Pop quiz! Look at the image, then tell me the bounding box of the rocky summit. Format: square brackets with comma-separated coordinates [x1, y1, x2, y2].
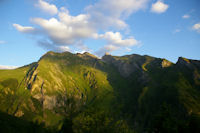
[0, 51, 200, 133]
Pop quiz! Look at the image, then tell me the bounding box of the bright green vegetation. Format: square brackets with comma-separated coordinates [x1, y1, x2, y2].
[0, 52, 200, 133]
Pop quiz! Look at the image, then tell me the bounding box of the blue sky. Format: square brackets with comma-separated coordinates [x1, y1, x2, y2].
[0, 0, 200, 67]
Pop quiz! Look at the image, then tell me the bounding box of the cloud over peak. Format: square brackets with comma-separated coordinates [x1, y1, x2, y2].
[95, 32, 139, 56]
[97, 32, 138, 47]
[151, 0, 169, 14]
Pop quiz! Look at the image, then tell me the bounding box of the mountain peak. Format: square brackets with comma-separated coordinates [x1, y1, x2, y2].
[177, 57, 190, 64]
[176, 57, 200, 70]
[105, 52, 110, 55]
[161, 59, 173, 68]
[76, 52, 98, 59]
[176, 57, 193, 69]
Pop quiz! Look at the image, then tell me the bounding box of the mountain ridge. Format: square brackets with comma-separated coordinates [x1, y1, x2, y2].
[0, 51, 200, 133]
[0, 51, 196, 70]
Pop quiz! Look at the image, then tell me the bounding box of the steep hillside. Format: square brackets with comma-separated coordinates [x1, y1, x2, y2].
[0, 51, 200, 133]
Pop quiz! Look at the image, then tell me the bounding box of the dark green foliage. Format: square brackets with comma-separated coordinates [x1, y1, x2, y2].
[60, 118, 73, 133]
[0, 112, 50, 133]
[0, 78, 18, 88]
[149, 104, 200, 133]
[72, 108, 134, 133]
[149, 103, 180, 133]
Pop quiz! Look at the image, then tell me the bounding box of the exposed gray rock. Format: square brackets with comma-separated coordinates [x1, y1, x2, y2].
[176, 57, 195, 69]
[102, 54, 144, 77]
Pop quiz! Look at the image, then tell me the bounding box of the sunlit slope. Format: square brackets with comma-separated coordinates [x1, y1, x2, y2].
[0, 64, 35, 115]
[28, 52, 115, 109]
[0, 51, 119, 131]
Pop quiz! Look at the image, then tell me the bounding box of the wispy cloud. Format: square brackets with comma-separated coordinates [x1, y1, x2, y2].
[0, 40, 6, 44]
[173, 29, 181, 34]
[151, 0, 169, 14]
[182, 9, 195, 19]
[13, 24, 36, 34]
[182, 14, 190, 19]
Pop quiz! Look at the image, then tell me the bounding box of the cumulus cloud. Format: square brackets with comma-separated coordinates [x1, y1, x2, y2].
[30, 9, 95, 46]
[14, 9, 94, 52]
[151, 0, 169, 14]
[182, 14, 190, 19]
[192, 22, 200, 33]
[97, 32, 139, 47]
[95, 32, 139, 56]
[0, 65, 18, 70]
[14, 0, 146, 54]
[35, 0, 58, 15]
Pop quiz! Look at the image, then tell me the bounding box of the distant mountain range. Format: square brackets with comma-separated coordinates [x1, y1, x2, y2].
[0, 51, 200, 133]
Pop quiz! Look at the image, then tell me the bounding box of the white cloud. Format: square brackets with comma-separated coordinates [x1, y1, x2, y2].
[14, 0, 146, 54]
[0, 40, 6, 44]
[97, 32, 139, 47]
[14, 8, 94, 52]
[86, 0, 149, 29]
[0, 65, 18, 70]
[95, 32, 139, 56]
[151, 0, 169, 14]
[13, 24, 36, 33]
[182, 14, 190, 19]
[35, 0, 58, 15]
[192, 22, 200, 33]
[31, 10, 95, 45]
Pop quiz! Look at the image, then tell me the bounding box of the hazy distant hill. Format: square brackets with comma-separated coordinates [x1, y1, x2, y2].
[0, 51, 200, 133]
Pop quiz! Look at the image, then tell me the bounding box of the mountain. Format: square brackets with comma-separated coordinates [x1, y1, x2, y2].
[0, 51, 200, 133]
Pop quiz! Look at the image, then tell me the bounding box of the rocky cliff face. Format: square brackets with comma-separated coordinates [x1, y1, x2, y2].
[102, 54, 145, 77]
[177, 57, 200, 69]
[102, 54, 173, 77]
